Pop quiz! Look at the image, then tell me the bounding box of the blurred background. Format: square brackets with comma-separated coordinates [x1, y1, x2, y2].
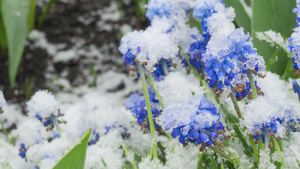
[0, 0, 150, 109]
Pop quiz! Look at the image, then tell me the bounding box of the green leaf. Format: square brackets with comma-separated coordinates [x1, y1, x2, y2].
[28, 0, 36, 32]
[0, 0, 7, 53]
[266, 49, 280, 71]
[189, 16, 202, 33]
[53, 129, 91, 169]
[197, 152, 204, 169]
[223, 0, 251, 33]
[252, 0, 296, 75]
[2, 0, 31, 87]
[210, 155, 218, 169]
[38, 0, 58, 28]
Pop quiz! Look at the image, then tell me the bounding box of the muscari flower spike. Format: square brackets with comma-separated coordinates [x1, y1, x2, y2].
[293, 80, 300, 101]
[283, 109, 300, 133]
[185, 34, 207, 74]
[19, 143, 28, 159]
[88, 126, 130, 146]
[251, 109, 300, 144]
[288, 0, 300, 76]
[88, 130, 100, 146]
[27, 90, 67, 132]
[122, 48, 140, 77]
[162, 96, 229, 149]
[202, 28, 265, 100]
[152, 59, 176, 81]
[146, 0, 172, 21]
[125, 89, 162, 133]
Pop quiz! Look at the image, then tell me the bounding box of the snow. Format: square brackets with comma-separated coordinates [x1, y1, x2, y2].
[3, 0, 300, 168]
[256, 30, 289, 49]
[0, 90, 6, 108]
[27, 90, 60, 118]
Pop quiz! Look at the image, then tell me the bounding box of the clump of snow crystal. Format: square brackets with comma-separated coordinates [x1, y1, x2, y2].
[157, 71, 204, 105]
[256, 30, 288, 49]
[27, 90, 60, 118]
[85, 130, 125, 169]
[17, 119, 43, 146]
[0, 90, 6, 112]
[162, 139, 199, 169]
[26, 137, 78, 169]
[242, 72, 299, 138]
[119, 18, 179, 71]
[61, 93, 130, 139]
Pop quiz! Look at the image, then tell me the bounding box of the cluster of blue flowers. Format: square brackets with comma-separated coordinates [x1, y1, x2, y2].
[35, 110, 66, 132]
[185, 35, 206, 74]
[125, 89, 162, 133]
[251, 110, 300, 144]
[121, 49, 175, 79]
[146, 1, 171, 21]
[252, 117, 279, 143]
[293, 80, 300, 100]
[18, 143, 27, 159]
[88, 127, 131, 146]
[190, 0, 265, 100]
[152, 59, 175, 81]
[185, 1, 220, 75]
[288, 0, 300, 75]
[163, 96, 228, 148]
[122, 49, 139, 77]
[193, 0, 221, 43]
[88, 130, 100, 146]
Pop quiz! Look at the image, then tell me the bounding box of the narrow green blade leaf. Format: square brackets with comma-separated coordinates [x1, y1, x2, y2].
[0, 0, 7, 53]
[53, 129, 91, 169]
[223, 0, 251, 33]
[2, 0, 31, 87]
[210, 155, 218, 169]
[266, 49, 280, 71]
[38, 0, 58, 28]
[28, 0, 36, 32]
[252, 0, 296, 75]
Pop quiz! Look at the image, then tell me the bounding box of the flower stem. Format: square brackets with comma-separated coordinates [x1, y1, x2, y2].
[197, 151, 205, 166]
[208, 146, 234, 164]
[138, 64, 158, 160]
[121, 141, 138, 169]
[52, 117, 63, 135]
[282, 61, 293, 80]
[247, 69, 258, 99]
[162, 60, 169, 76]
[248, 134, 259, 163]
[229, 92, 244, 119]
[271, 137, 284, 166]
[148, 75, 165, 111]
[181, 52, 201, 79]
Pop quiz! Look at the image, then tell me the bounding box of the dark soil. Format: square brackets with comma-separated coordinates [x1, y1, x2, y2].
[0, 0, 149, 107]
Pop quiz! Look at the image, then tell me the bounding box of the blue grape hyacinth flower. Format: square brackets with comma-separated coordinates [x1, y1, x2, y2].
[152, 59, 175, 81]
[125, 89, 162, 133]
[251, 109, 300, 144]
[35, 110, 66, 132]
[186, 34, 207, 74]
[19, 143, 28, 159]
[146, 1, 171, 21]
[288, 0, 300, 76]
[293, 80, 300, 101]
[27, 90, 67, 132]
[162, 96, 229, 148]
[202, 28, 265, 100]
[88, 130, 100, 146]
